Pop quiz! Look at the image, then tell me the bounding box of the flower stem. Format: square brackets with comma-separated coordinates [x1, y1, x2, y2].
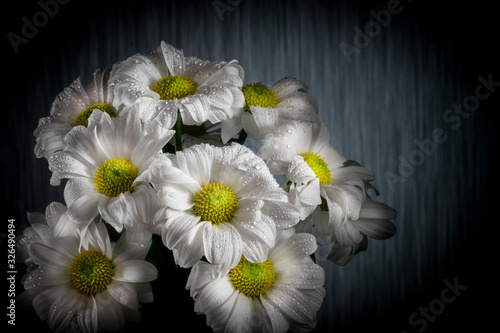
[174, 111, 183, 152]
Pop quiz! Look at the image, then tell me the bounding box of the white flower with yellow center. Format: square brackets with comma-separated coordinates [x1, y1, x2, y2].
[322, 197, 397, 265]
[17, 217, 158, 333]
[225, 77, 318, 141]
[48, 109, 174, 237]
[258, 121, 375, 221]
[143, 142, 300, 270]
[34, 68, 119, 160]
[261, 122, 397, 265]
[186, 228, 326, 332]
[109, 41, 245, 141]
[17, 202, 73, 268]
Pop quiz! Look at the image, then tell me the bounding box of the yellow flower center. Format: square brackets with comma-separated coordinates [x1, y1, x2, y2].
[192, 182, 238, 225]
[152, 75, 198, 100]
[73, 103, 116, 127]
[68, 250, 114, 296]
[94, 158, 139, 197]
[229, 256, 277, 298]
[241, 82, 278, 113]
[299, 152, 332, 186]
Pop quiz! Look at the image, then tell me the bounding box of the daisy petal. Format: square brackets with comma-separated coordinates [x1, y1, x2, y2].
[196, 276, 236, 315]
[66, 193, 102, 228]
[178, 94, 211, 125]
[159, 41, 185, 75]
[50, 77, 90, 116]
[133, 282, 154, 303]
[203, 222, 242, 269]
[353, 218, 397, 240]
[107, 281, 140, 312]
[225, 292, 254, 332]
[276, 262, 325, 290]
[221, 117, 243, 144]
[162, 213, 200, 249]
[232, 218, 274, 263]
[113, 260, 158, 283]
[359, 198, 397, 220]
[28, 243, 71, 268]
[271, 77, 308, 99]
[98, 194, 129, 233]
[32, 286, 68, 323]
[269, 233, 317, 263]
[77, 296, 98, 333]
[260, 296, 290, 332]
[266, 285, 315, 323]
[276, 91, 318, 117]
[94, 292, 125, 333]
[47, 288, 82, 331]
[168, 222, 206, 268]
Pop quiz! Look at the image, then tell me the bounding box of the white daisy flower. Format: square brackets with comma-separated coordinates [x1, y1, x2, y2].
[258, 121, 375, 221]
[34, 68, 119, 160]
[48, 109, 174, 238]
[16, 202, 73, 275]
[143, 142, 300, 269]
[324, 197, 397, 265]
[17, 218, 158, 333]
[186, 228, 326, 333]
[109, 41, 245, 138]
[226, 77, 318, 141]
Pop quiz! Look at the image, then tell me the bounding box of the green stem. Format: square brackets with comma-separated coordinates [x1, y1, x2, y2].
[174, 111, 183, 152]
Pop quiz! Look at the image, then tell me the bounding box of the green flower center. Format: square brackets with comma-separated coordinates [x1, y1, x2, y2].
[152, 75, 198, 100]
[229, 256, 277, 298]
[94, 158, 139, 197]
[242, 82, 278, 113]
[192, 182, 239, 225]
[69, 250, 114, 296]
[299, 152, 332, 186]
[73, 103, 116, 127]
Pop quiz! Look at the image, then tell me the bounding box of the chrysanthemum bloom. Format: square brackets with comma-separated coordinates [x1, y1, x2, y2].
[186, 228, 326, 332]
[109, 41, 245, 141]
[34, 68, 119, 160]
[143, 142, 300, 269]
[226, 77, 318, 140]
[17, 215, 158, 333]
[48, 109, 174, 237]
[258, 121, 375, 221]
[16, 202, 73, 273]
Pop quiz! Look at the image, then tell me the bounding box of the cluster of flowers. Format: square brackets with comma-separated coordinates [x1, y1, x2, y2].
[18, 41, 396, 332]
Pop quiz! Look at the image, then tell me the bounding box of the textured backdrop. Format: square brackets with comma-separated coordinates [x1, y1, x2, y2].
[4, 0, 498, 332]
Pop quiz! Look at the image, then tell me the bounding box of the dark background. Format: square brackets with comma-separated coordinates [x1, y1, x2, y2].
[3, 0, 498, 332]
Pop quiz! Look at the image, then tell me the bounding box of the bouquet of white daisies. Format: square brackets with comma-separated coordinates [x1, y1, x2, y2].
[18, 41, 396, 332]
